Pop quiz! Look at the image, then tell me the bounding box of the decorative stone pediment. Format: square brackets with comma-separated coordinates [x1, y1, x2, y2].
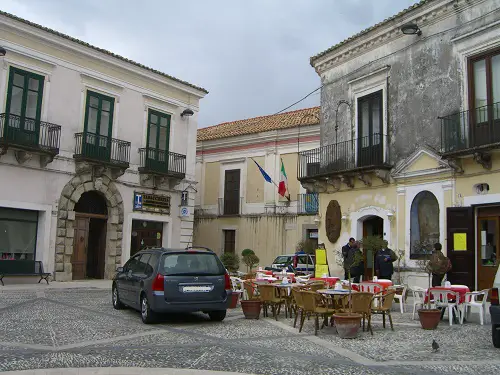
[75, 160, 126, 180]
[392, 146, 457, 178]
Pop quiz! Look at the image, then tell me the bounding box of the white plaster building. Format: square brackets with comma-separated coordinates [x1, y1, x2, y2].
[0, 12, 207, 281]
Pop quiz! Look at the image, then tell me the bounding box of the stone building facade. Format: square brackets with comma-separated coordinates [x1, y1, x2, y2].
[300, 0, 500, 290]
[0, 11, 206, 281]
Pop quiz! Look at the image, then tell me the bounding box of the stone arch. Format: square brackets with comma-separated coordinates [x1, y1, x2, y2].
[55, 174, 124, 281]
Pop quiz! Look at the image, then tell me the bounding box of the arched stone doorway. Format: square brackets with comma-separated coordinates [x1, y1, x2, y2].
[55, 174, 124, 281]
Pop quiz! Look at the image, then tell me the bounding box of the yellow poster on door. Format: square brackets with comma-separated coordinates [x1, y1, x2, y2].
[453, 233, 467, 251]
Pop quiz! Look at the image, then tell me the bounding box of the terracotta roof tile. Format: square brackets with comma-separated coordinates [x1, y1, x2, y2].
[197, 107, 320, 141]
[0, 11, 208, 94]
[310, 0, 430, 66]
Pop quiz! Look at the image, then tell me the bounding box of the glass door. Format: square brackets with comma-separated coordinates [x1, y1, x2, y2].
[83, 91, 114, 162]
[5, 67, 44, 147]
[357, 90, 383, 167]
[477, 217, 499, 291]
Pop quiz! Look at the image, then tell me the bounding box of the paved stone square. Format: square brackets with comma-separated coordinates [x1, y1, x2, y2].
[0, 284, 499, 375]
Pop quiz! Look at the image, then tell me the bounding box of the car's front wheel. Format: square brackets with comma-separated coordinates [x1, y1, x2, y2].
[112, 284, 125, 310]
[208, 310, 227, 322]
[140, 294, 157, 324]
[493, 324, 500, 348]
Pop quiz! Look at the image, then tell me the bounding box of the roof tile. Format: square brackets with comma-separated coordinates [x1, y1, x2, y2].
[197, 107, 320, 141]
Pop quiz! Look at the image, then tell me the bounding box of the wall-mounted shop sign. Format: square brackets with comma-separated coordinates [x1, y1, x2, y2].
[133, 192, 171, 214]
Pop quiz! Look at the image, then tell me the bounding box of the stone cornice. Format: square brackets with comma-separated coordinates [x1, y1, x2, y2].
[312, 0, 481, 75]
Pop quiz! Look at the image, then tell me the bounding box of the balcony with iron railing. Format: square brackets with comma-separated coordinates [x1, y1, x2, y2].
[298, 134, 390, 181]
[74, 132, 130, 168]
[218, 197, 243, 216]
[138, 148, 186, 179]
[297, 193, 319, 215]
[440, 102, 500, 156]
[0, 113, 61, 155]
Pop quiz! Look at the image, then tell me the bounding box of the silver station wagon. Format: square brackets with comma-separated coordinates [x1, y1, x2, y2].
[112, 247, 231, 324]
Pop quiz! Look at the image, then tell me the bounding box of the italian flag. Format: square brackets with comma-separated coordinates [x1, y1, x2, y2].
[278, 158, 288, 198]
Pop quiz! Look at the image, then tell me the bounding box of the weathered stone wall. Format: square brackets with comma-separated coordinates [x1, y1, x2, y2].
[55, 174, 124, 281]
[318, 3, 500, 163]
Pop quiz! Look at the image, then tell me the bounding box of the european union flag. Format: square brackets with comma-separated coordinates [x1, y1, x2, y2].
[252, 159, 272, 183]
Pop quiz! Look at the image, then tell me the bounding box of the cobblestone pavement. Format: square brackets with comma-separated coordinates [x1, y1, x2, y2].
[0, 285, 499, 375]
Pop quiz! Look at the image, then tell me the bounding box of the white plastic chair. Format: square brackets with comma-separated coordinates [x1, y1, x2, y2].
[296, 275, 311, 284]
[429, 289, 461, 326]
[411, 286, 426, 320]
[460, 289, 489, 325]
[230, 277, 246, 300]
[390, 285, 407, 313]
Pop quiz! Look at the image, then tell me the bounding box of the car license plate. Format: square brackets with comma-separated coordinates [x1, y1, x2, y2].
[182, 286, 213, 293]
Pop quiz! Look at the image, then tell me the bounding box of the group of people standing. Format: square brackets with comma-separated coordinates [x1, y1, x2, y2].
[341, 238, 452, 286]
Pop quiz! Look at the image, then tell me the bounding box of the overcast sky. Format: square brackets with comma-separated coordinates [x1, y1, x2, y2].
[3, 0, 417, 127]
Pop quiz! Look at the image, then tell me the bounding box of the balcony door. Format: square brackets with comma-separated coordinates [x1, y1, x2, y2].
[83, 91, 114, 162]
[357, 90, 383, 167]
[146, 109, 170, 172]
[4, 67, 44, 147]
[224, 169, 240, 215]
[469, 49, 500, 146]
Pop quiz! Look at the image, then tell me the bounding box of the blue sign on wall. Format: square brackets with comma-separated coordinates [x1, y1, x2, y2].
[134, 193, 143, 210]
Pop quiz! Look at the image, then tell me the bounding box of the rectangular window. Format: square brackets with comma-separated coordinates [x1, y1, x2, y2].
[0, 208, 38, 260]
[146, 109, 171, 166]
[468, 48, 500, 146]
[223, 169, 241, 215]
[223, 230, 236, 254]
[357, 90, 383, 167]
[4, 67, 45, 146]
[82, 91, 115, 160]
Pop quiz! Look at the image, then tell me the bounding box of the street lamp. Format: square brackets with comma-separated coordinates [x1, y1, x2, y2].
[0, 46, 6, 57]
[401, 23, 422, 36]
[181, 108, 194, 117]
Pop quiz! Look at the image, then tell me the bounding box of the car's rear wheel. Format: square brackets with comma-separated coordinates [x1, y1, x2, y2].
[208, 310, 227, 322]
[493, 324, 500, 348]
[112, 284, 125, 310]
[140, 294, 157, 324]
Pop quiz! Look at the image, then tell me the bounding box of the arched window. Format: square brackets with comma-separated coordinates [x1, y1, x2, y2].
[410, 191, 440, 259]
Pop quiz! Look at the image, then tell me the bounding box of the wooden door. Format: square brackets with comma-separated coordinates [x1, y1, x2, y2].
[446, 207, 475, 290]
[72, 216, 89, 280]
[223, 169, 240, 215]
[477, 214, 500, 290]
[362, 217, 383, 280]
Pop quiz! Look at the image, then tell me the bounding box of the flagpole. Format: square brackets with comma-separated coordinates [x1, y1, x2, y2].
[251, 157, 290, 201]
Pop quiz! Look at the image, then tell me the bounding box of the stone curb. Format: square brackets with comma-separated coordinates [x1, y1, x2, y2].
[0, 368, 258, 375]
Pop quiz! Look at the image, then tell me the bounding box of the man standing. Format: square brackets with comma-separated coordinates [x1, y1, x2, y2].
[342, 238, 356, 280]
[375, 240, 398, 281]
[428, 243, 452, 287]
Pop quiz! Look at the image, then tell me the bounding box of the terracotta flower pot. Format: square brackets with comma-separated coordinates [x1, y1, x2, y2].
[333, 312, 363, 339]
[418, 309, 441, 330]
[241, 299, 261, 319]
[228, 291, 240, 309]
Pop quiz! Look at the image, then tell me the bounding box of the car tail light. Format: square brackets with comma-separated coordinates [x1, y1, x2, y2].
[491, 288, 499, 306]
[152, 274, 164, 292]
[224, 272, 231, 290]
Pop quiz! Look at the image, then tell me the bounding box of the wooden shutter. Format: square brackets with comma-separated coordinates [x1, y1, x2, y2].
[446, 207, 475, 290]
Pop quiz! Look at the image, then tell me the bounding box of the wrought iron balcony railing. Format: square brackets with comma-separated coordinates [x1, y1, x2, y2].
[218, 197, 243, 216]
[138, 148, 186, 178]
[0, 113, 61, 154]
[440, 102, 500, 155]
[74, 132, 130, 167]
[298, 134, 390, 180]
[297, 193, 319, 214]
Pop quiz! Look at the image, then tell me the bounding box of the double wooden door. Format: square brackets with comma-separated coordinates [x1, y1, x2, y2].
[72, 217, 89, 280]
[477, 207, 500, 291]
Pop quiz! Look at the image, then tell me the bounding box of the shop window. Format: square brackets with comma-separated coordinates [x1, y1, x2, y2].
[0, 208, 38, 260]
[410, 191, 440, 259]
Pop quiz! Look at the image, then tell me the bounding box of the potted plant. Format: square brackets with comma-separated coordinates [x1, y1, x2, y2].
[240, 249, 262, 319]
[360, 236, 386, 279]
[416, 258, 442, 330]
[220, 253, 241, 308]
[332, 246, 363, 338]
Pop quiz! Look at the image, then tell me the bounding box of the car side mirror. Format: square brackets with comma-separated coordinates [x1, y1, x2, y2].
[116, 267, 124, 273]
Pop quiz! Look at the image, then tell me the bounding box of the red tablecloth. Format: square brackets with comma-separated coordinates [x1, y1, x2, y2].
[310, 277, 339, 287]
[426, 285, 470, 304]
[357, 280, 393, 293]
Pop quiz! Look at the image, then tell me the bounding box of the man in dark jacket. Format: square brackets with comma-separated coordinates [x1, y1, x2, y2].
[375, 240, 398, 280]
[342, 238, 356, 280]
